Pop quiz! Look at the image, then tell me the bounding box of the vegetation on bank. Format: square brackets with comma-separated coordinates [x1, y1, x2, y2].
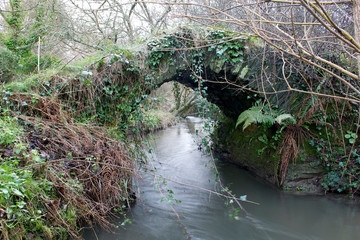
[0, 110, 135, 239]
[228, 96, 360, 197]
[0, 46, 181, 239]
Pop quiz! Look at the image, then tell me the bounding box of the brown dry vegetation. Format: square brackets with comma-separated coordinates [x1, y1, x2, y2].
[0, 92, 136, 239]
[0, 54, 150, 238]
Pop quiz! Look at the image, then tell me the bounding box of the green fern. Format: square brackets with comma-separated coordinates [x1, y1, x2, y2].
[236, 104, 296, 131]
[275, 114, 296, 125]
[236, 104, 274, 130]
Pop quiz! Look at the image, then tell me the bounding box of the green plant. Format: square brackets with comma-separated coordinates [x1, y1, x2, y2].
[0, 48, 19, 82]
[0, 0, 60, 80]
[0, 116, 23, 146]
[310, 134, 360, 194]
[345, 131, 357, 144]
[207, 29, 247, 65]
[0, 152, 60, 239]
[235, 100, 321, 186]
[160, 189, 182, 205]
[236, 101, 296, 131]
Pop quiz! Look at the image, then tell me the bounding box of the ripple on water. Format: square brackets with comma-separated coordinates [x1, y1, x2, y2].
[83, 118, 360, 240]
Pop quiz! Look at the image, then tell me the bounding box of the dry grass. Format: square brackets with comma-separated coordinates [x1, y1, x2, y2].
[276, 96, 325, 185]
[7, 93, 135, 238]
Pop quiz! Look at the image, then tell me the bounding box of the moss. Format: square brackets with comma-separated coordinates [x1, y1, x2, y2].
[213, 117, 327, 189]
[214, 118, 278, 182]
[2, 67, 78, 94]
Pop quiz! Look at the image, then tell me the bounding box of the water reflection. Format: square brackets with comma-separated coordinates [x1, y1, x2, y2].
[83, 117, 360, 240]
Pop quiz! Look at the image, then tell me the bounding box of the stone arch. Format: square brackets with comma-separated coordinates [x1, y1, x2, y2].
[147, 28, 261, 119]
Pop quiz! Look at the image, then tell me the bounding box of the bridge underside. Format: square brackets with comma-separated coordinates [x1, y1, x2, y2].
[159, 67, 256, 119]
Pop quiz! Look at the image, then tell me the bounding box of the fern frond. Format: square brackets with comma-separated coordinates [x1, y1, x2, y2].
[236, 107, 260, 130]
[236, 105, 276, 131]
[275, 114, 296, 125]
[255, 113, 275, 126]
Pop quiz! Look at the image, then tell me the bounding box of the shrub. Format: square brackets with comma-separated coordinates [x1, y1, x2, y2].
[0, 48, 18, 83]
[0, 116, 23, 146]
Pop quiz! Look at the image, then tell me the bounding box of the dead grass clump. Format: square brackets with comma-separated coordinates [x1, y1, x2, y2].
[10, 93, 135, 237]
[277, 126, 301, 186]
[276, 96, 324, 185]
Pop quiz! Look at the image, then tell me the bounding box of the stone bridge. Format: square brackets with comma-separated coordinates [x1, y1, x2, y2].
[146, 28, 262, 119]
[97, 27, 303, 119]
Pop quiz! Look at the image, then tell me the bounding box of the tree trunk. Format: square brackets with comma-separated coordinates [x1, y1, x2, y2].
[174, 95, 198, 117]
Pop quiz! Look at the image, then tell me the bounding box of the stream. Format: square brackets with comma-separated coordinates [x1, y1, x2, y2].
[83, 117, 360, 240]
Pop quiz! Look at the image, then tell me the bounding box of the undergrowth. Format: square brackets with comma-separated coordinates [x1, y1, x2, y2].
[0, 50, 151, 239]
[234, 96, 360, 196]
[0, 95, 136, 239]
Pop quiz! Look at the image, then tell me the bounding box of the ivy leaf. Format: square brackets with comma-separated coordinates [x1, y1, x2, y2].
[16, 201, 26, 209]
[216, 47, 227, 56]
[0, 188, 9, 194]
[12, 188, 24, 198]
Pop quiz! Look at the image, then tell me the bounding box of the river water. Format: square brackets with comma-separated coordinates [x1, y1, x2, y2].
[84, 117, 360, 240]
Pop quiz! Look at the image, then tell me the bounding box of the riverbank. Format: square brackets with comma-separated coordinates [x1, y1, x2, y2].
[0, 98, 135, 239]
[0, 60, 182, 239]
[213, 116, 360, 200]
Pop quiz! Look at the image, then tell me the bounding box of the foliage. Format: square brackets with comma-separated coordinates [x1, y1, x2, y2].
[147, 27, 249, 72]
[310, 136, 360, 195]
[0, 113, 71, 239]
[90, 59, 146, 131]
[0, 116, 23, 146]
[0, 0, 49, 57]
[135, 109, 176, 132]
[0, 48, 19, 82]
[0, 157, 63, 240]
[234, 99, 315, 186]
[0, 0, 25, 54]
[0, 92, 136, 239]
[3, 68, 61, 93]
[0, 49, 144, 237]
[0, 0, 60, 81]
[237, 95, 360, 194]
[207, 29, 248, 65]
[345, 131, 357, 145]
[172, 82, 182, 110]
[7, 51, 151, 137]
[20, 53, 60, 74]
[236, 102, 296, 131]
[0, 49, 60, 82]
[147, 28, 193, 69]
